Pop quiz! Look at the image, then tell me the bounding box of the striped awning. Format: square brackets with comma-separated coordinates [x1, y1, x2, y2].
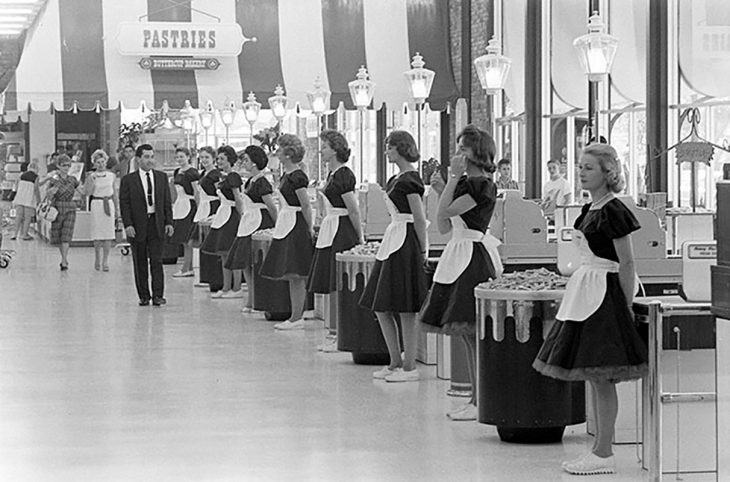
[2, 0, 458, 112]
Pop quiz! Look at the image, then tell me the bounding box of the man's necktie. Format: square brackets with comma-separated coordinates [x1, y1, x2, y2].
[146, 171, 153, 207]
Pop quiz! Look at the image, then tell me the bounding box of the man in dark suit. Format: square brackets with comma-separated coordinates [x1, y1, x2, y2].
[119, 144, 174, 306]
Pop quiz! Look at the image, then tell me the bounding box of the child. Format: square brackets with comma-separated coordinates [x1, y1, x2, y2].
[532, 143, 648, 476]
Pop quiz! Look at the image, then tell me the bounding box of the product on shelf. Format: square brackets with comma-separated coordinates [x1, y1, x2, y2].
[480, 268, 569, 291]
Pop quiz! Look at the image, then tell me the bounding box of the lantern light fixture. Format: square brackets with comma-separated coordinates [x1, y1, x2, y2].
[219, 100, 236, 144]
[404, 52, 435, 105]
[307, 76, 331, 116]
[473, 36, 512, 95]
[348, 65, 375, 111]
[242, 91, 261, 144]
[573, 11, 618, 82]
[268, 84, 290, 124]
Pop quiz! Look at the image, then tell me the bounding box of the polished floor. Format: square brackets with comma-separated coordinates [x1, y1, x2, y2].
[0, 236, 717, 481]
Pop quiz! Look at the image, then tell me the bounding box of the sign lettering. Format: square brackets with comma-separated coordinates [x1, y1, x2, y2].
[117, 21, 246, 57]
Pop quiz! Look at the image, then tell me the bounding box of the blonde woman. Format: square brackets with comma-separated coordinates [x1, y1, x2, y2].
[85, 149, 119, 271]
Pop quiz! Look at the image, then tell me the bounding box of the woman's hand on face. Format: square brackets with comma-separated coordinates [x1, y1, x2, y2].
[430, 171, 445, 194]
[450, 154, 467, 178]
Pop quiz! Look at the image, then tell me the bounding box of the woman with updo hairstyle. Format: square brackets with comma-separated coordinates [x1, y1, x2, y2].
[359, 130, 428, 382]
[201, 145, 244, 298]
[260, 134, 315, 330]
[582, 143, 625, 193]
[533, 142, 646, 475]
[225, 145, 278, 312]
[170, 147, 200, 277]
[307, 130, 363, 351]
[189, 146, 221, 247]
[420, 124, 502, 419]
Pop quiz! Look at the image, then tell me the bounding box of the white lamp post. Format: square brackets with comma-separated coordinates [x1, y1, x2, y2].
[200, 101, 214, 147]
[404, 52, 435, 175]
[307, 77, 331, 182]
[219, 100, 236, 145]
[242, 92, 261, 146]
[573, 11, 618, 142]
[348, 65, 375, 182]
[268, 84, 290, 131]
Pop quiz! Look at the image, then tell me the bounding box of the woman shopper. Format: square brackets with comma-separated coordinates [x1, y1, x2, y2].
[532, 143, 647, 476]
[11, 161, 40, 240]
[359, 131, 428, 382]
[47, 154, 82, 270]
[201, 146, 244, 298]
[259, 134, 314, 330]
[224, 146, 277, 312]
[188, 146, 221, 248]
[84, 149, 119, 271]
[420, 125, 502, 420]
[170, 147, 200, 277]
[307, 130, 363, 351]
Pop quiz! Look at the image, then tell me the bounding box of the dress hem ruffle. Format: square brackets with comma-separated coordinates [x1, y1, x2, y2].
[532, 359, 648, 383]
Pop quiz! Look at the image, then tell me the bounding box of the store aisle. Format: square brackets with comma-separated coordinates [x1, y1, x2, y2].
[0, 239, 712, 481]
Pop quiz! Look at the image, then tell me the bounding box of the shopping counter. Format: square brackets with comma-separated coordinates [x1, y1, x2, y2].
[633, 297, 719, 480]
[474, 286, 585, 443]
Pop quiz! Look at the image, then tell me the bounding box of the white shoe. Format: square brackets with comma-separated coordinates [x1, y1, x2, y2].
[447, 403, 477, 421]
[372, 366, 398, 379]
[274, 320, 305, 331]
[561, 452, 590, 469]
[241, 306, 254, 314]
[172, 270, 194, 278]
[220, 290, 243, 299]
[563, 452, 615, 475]
[385, 368, 420, 383]
[317, 337, 338, 352]
[211, 291, 225, 299]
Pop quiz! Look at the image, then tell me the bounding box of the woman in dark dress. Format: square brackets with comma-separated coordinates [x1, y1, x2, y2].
[259, 134, 314, 330]
[201, 146, 244, 298]
[188, 146, 220, 248]
[307, 130, 363, 351]
[224, 145, 278, 312]
[170, 147, 200, 277]
[532, 143, 647, 476]
[359, 131, 428, 382]
[420, 125, 502, 420]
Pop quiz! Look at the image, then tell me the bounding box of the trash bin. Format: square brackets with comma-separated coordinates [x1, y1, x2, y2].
[474, 287, 585, 443]
[336, 252, 392, 365]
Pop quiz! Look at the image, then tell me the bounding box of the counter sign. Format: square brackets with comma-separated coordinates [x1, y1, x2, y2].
[116, 21, 252, 57]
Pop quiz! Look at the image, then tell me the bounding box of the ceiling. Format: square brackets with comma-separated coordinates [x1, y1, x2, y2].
[0, 0, 45, 93]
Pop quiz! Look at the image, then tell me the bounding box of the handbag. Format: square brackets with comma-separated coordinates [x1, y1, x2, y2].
[36, 199, 59, 222]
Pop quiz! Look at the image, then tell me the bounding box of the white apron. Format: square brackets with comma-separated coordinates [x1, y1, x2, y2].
[316, 192, 349, 249]
[236, 193, 266, 237]
[272, 192, 302, 240]
[172, 185, 194, 220]
[210, 190, 236, 229]
[433, 216, 504, 284]
[193, 184, 218, 223]
[556, 230, 618, 322]
[376, 194, 426, 261]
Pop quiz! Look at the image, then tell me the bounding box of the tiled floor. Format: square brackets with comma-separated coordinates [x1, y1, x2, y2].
[0, 237, 718, 481]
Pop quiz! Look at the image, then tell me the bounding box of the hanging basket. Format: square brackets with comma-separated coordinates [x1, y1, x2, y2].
[675, 141, 713, 166]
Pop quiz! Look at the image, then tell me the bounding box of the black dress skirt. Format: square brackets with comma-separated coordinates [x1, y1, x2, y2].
[259, 213, 314, 279]
[532, 273, 648, 383]
[170, 200, 197, 245]
[358, 224, 428, 313]
[419, 244, 497, 335]
[224, 210, 275, 270]
[306, 216, 359, 294]
[200, 209, 241, 256]
[188, 199, 219, 247]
